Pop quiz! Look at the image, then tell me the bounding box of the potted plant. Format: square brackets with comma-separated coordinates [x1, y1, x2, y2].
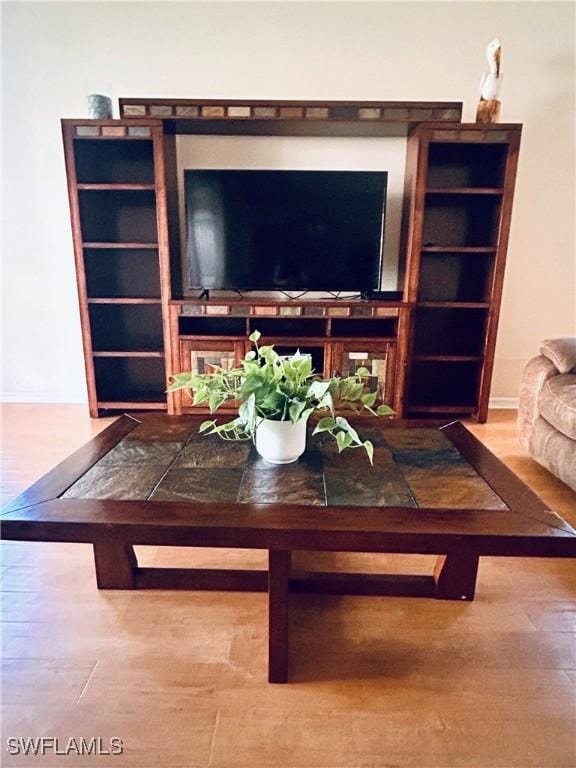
[168, 331, 394, 465]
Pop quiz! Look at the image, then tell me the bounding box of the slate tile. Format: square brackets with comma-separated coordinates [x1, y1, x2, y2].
[62, 466, 164, 501]
[97, 439, 184, 469]
[175, 438, 251, 469]
[405, 474, 509, 510]
[150, 469, 243, 503]
[393, 448, 476, 476]
[247, 448, 323, 475]
[383, 428, 454, 452]
[124, 420, 197, 443]
[324, 467, 416, 507]
[320, 443, 395, 472]
[239, 467, 326, 506]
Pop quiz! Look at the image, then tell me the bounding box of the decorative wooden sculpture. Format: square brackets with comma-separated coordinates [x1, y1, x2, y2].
[477, 38, 502, 123]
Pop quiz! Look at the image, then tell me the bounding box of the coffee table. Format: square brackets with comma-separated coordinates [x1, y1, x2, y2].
[3, 414, 575, 683]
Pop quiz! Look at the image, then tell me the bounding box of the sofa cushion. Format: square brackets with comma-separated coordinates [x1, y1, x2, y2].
[529, 417, 576, 491]
[540, 338, 576, 374]
[538, 373, 576, 441]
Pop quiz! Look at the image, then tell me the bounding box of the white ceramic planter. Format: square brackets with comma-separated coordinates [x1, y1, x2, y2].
[255, 418, 308, 464]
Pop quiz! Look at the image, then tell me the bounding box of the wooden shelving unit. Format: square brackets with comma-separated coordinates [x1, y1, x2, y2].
[402, 123, 521, 420]
[62, 105, 521, 421]
[62, 121, 173, 416]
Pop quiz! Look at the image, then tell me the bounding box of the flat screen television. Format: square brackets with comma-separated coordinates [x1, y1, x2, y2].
[183, 169, 387, 291]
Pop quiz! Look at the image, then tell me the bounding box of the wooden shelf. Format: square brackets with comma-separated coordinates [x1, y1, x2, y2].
[92, 351, 165, 358]
[87, 298, 162, 304]
[412, 355, 483, 362]
[421, 247, 496, 254]
[97, 401, 167, 410]
[178, 334, 398, 344]
[417, 301, 490, 309]
[408, 405, 476, 414]
[83, 242, 159, 249]
[77, 183, 156, 191]
[426, 187, 504, 195]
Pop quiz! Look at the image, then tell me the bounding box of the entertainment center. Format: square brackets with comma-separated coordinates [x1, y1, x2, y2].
[62, 98, 521, 420]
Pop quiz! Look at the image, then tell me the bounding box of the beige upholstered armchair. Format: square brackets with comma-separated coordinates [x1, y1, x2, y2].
[518, 338, 576, 490]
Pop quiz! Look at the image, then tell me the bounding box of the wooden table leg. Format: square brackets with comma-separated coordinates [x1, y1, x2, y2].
[434, 552, 479, 601]
[93, 538, 137, 589]
[268, 549, 291, 684]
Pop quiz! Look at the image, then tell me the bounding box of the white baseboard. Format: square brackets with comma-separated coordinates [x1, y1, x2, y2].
[489, 397, 519, 409]
[0, 392, 87, 405]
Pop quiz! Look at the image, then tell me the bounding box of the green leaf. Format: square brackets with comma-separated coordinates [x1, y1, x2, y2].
[355, 367, 372, 378]
[307, 380, 332, 401]
[377, 404, 395, 416]
[238, 392, 256, 430]
[289, 400, 306, 424]
[363, 440, 374, 465]
[199, 419, 216, 433]
[312, 416, 337, 435]
[208, 392, 226, 413]
[338, 378, 364, 402]
[335, 416, 360, 444]
[245, 350, 257, 361]
[317, 391, 334, 413]
[361, 392, 377, 408]
[167, 372, 195, 392]
[249, 330, 261, 343]
[336, 430, 353, 452]
[192, 385, 210, 406]
[300, 407, 314, 423]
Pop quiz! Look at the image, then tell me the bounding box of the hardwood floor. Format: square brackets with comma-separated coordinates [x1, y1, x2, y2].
[1, 405, 575, 767]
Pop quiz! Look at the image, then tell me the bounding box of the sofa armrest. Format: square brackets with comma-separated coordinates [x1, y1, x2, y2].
[540, 338, 576, 374]
[518, 355, 558, 450]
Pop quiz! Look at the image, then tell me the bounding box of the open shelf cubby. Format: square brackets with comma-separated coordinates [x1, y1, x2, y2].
[248, 318, 326, 338]
[178, 316, 247, 337]
[408, 360, 481, 408]
[74, 139, 155, 184]
[84, 248, 161, 299]
[331, 318, 397, 338]
[273, 345, 325, 374]
[413, 307, 487, 356]
[94, 356, 166, 404]
[426, 143, 507, 189]
[89, 303, 164, 351]
[422, 195, 501, 248]
[418, 251, 493, 303]
[78, 190, 158, 244]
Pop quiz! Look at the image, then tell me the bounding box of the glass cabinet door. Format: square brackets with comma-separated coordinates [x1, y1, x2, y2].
[187, 349, 236, 376]
[340, 345, 396, 405]
[179, 341, 244, 408]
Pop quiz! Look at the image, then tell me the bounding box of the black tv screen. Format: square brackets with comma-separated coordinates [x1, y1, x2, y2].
[184, 169, 387, 291]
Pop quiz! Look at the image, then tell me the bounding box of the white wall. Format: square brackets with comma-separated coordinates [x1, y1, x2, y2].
[2, 1, 574, 404]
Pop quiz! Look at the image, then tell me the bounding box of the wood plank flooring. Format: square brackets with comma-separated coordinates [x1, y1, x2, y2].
[1, 405, 575, 767]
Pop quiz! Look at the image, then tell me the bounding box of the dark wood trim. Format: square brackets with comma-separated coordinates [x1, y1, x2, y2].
[291, 571, 435, 597]
[1, 415, 138, 515]
[441, 421, 574, 534]
[133, 567, 268, 591]
[268, 550, 291, 684]
[4, 496, 575, 556]
[151, 125, 176, 415]
[93, 539, 137, 589]
[477, 129, 522, 422]
[434, 552, 479, 601]
[62, 122, 99, 416]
